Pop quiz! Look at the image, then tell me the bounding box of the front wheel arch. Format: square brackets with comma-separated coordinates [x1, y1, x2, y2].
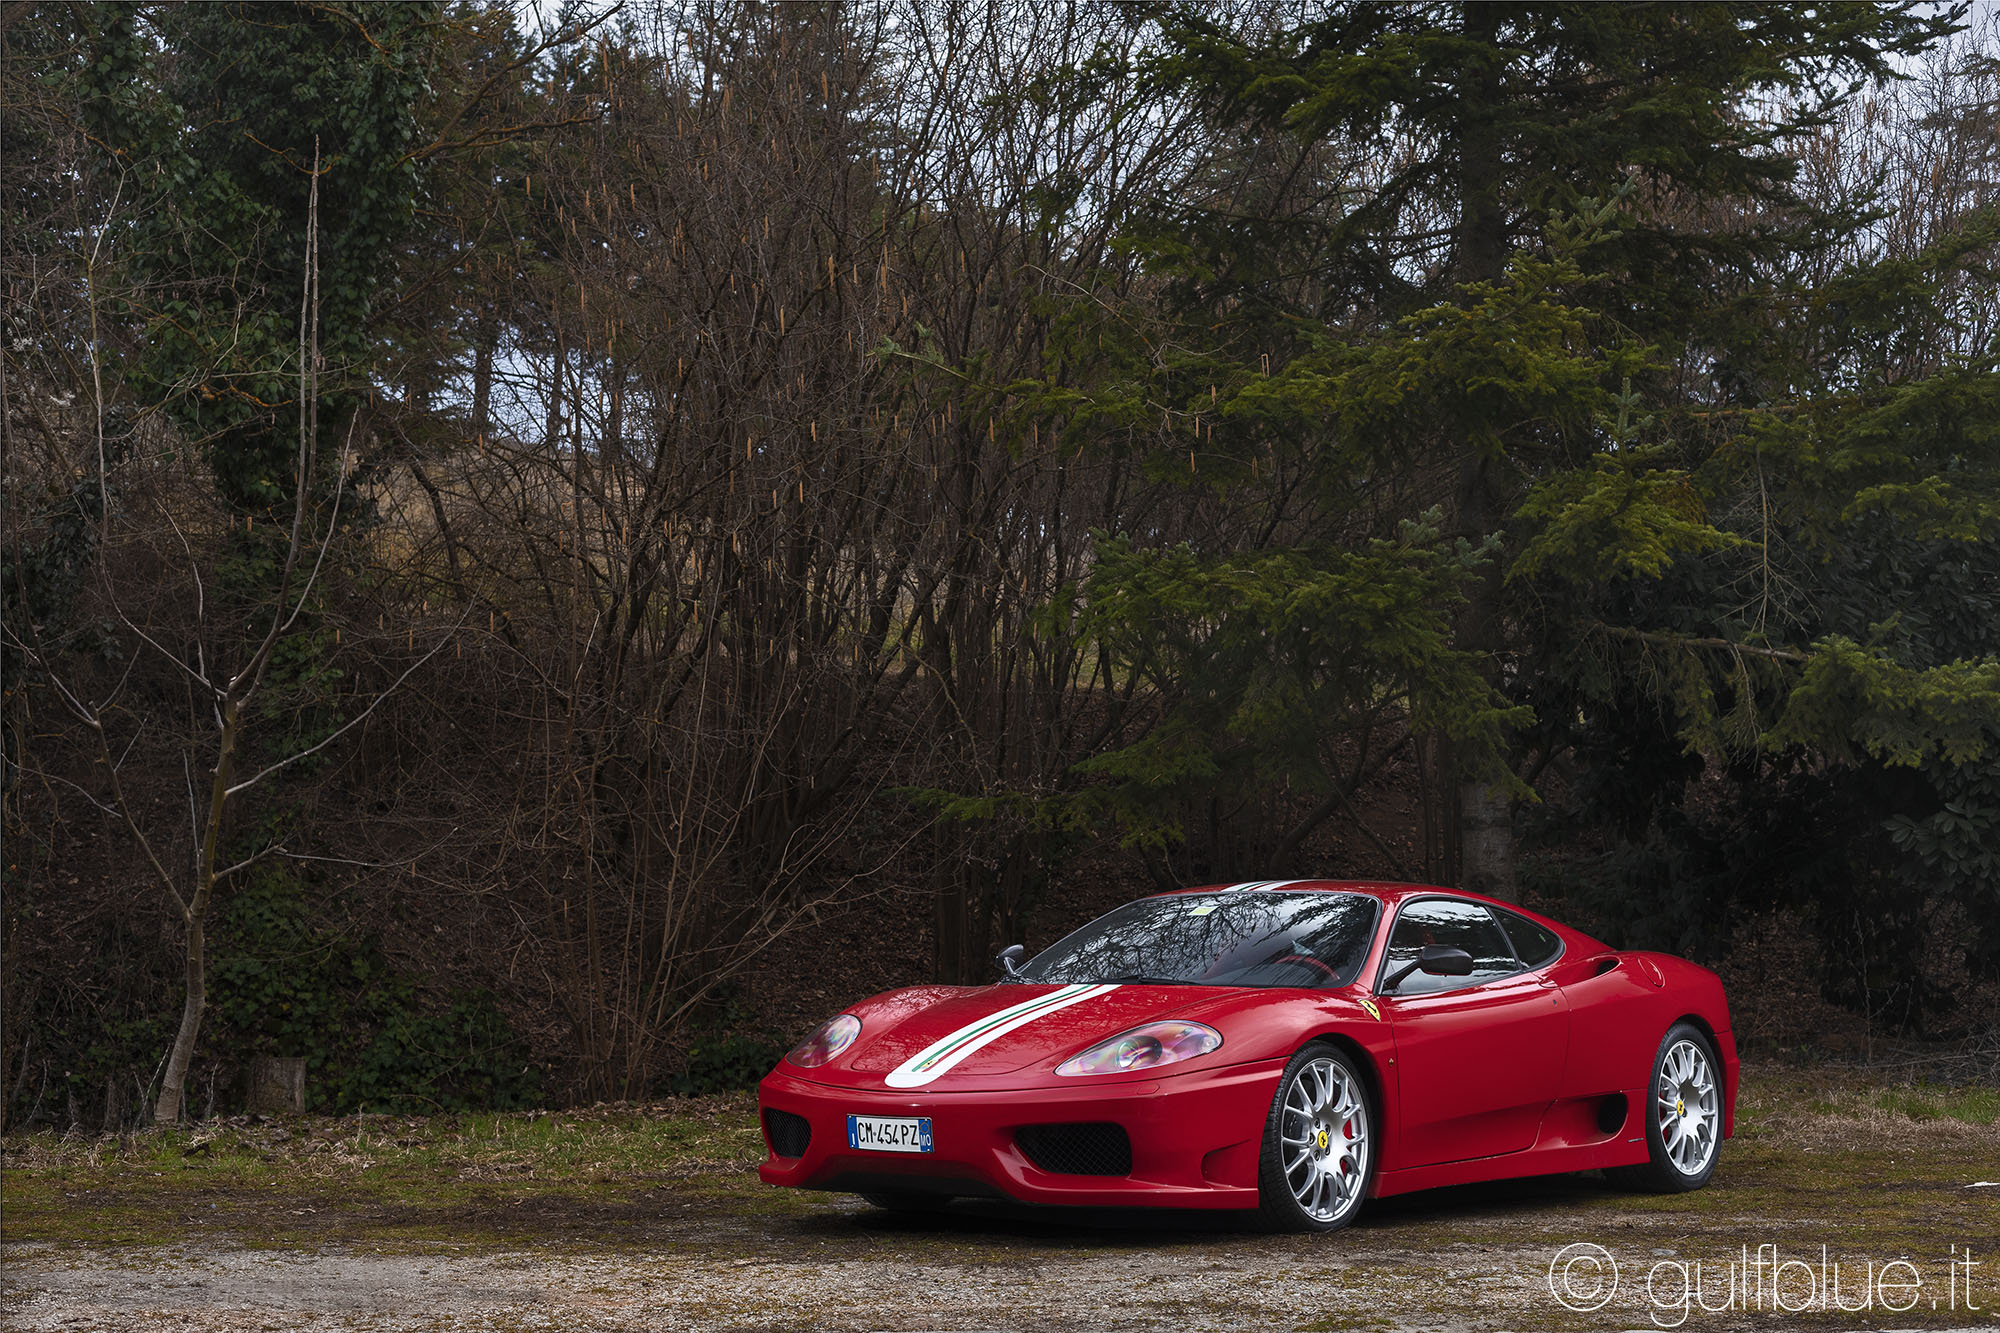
[1303, 1030, 1390, 1174]
[1667, 1011, 1729, 1134]
[1670, 1010, 1720, 1054]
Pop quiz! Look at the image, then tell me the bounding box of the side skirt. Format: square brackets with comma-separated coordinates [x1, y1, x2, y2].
[1370, 1092, 1651, 1199]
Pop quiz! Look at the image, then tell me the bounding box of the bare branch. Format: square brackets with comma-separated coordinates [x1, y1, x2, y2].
[225, 613, 473, 797]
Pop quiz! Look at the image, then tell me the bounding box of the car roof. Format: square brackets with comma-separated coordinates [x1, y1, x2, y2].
[1167, 879, 1455, 904]
[1158, 879, 1607, 952]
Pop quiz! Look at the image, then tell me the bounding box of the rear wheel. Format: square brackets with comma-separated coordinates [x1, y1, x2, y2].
[1608, 1022, 1721, 1193]
[1256, 1041, 1374, 1232]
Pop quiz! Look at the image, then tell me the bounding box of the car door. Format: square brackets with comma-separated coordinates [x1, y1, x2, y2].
[1375, 897, 1569, 1168]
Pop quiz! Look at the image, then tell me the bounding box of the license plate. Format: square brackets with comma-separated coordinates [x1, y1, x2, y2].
[847, 1114, 933, 1153]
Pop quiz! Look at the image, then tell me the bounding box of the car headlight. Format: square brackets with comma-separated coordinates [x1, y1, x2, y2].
[786, 1013, 861, 1067]
[1055, 1021, 1221, 1076]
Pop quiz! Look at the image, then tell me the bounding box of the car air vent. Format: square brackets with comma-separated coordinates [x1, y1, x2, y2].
[763, 1108, 812, 1159]
[1016, 1122, 1132, 1176]
[1594, 956, 1620, 976]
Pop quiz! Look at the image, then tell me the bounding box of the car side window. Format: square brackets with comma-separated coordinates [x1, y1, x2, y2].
[1381, 898, 1520, 995]
[1494, 906, 1563, 969]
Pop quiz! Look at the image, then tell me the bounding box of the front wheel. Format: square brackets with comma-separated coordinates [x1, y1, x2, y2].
[1609, 1021, 1722, 1193]
[1256, 1041, 1374, 1232]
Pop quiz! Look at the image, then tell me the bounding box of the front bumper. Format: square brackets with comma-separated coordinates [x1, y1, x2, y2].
[757, 1059, 1285, 1208]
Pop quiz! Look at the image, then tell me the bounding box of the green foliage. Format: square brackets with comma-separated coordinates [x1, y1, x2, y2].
[1325, 202, 1650, 468]
[14, 985, 173, 1130]
[1057, 513, 1529, 850]
[0, 878, 179, 1129]
[1108, 0, 1996, 1021]
[921, 154, 1664, 872]
[1770, 639, 2000, 767]
[14, 0, 1996, 1074]
[0, 412, 129, 634]
[212, 869, 539, 1114]
[198, 523, 350, 758]
[1513, 460, 1741, 584]
[1511, 380, 1745, 585]
[1523, 456, 2000, 1026]
[83, 2, 438, 511]
[667, 998, 785, 1096]
[1886, 748, 2000, 973]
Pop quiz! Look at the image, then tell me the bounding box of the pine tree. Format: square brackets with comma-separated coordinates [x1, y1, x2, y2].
[1069, 1, 1965, 895]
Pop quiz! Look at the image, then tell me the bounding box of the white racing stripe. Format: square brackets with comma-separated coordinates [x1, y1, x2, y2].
[1223, 879, 1310, 892]
[884, 983, 1120, 1088]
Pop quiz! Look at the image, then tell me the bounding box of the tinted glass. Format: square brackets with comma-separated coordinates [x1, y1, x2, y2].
[1495, 907, 1563, 969]
[1019, 892, 1380, 989]
[1382, 898, 1518, 994]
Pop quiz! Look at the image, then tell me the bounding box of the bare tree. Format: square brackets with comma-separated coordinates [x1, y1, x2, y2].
[5, 150, 457, 1122]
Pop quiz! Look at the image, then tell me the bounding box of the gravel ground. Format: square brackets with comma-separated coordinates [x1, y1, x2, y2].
[5, 1182, 1995, 1333]
[7, 1079, 1995, 1333]
[0, 1219, 1618, 1333]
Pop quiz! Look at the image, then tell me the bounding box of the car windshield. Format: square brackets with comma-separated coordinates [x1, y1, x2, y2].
[1017, 891, 1380, 989]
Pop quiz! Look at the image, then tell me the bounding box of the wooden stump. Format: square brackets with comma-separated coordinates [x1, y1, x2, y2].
[244, 1056, 307, 1114]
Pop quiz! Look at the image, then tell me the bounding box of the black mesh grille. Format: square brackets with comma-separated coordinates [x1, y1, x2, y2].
[764, 1108, 812, 1158]
[1016, 1122, 1131, 1176]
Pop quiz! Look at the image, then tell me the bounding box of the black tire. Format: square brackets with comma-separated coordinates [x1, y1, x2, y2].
[1608, 1021, 1722, 1193]
[1255, 1040, 1376, 1232]
[859, 1190, 952, 1214]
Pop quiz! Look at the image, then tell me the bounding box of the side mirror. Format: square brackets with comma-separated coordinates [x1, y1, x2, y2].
[1383, 945, 1476, 992]
[1420, 945, 1474, 976]
[996, 943, 1028, 980]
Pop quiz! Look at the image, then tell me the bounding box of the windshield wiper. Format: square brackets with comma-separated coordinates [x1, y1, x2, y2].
[1102, 973, 1193, 985]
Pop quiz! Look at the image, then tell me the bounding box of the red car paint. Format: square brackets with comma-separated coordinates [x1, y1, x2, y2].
[756, 880, 1739, 1211]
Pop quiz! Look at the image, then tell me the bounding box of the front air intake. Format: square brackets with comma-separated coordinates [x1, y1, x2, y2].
[764, 1108, 812, 1158]
[1016, 1122, 1132, 1176]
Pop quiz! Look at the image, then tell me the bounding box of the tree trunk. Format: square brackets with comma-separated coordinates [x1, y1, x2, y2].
[1457, 775, 1515, 900]
[472, 313, 494, 445]
[545, 330, 565, 454]
[606, 364, 624, 464]
[155, 698, 236, 1123]
[933, 834, 973, 983]
[154, 910, 208, 1123]
[1448, 2, 1518, 900]
[1453, 453, 1517, 901]
[244, 1056, 307, 1113]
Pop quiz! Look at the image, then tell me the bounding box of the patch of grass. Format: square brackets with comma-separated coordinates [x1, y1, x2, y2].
[0, 1092, 777, 1250]
[1868, 1083, 2000, 1125]
[1733, 1067, 2000, 1132]
[5, 1067, 1995, 1275]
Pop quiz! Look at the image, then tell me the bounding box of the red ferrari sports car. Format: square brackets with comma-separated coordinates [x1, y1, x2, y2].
[757, 880, 1737, 1231]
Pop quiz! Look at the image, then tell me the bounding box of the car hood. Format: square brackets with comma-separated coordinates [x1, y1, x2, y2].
[824, 982, 1207, 1086]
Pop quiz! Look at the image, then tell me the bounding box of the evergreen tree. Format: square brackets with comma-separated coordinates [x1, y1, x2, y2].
[1514, 34, 2000, 1023]
[85, 1, 438, 512]
[1066, 2, 1968, 896]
